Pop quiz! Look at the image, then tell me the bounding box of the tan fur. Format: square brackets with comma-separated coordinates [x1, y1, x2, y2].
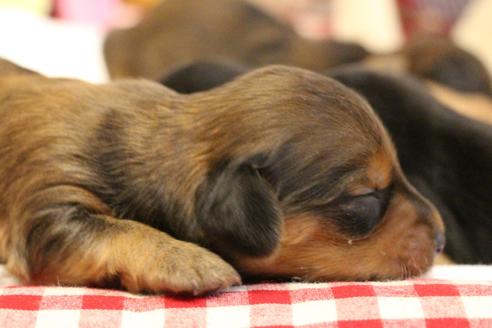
[428, 82, 492, 125]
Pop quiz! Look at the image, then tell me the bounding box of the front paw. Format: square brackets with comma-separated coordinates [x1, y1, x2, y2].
[115, 237, 241, 295]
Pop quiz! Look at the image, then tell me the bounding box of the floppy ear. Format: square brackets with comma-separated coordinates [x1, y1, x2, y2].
[160, 61, 247, 94]
[195, 157, 280, 257]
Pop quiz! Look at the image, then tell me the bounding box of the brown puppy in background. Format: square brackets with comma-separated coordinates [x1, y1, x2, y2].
[104, 0, 368, 80]
[0, 58, 443, 294]
[105, 0, 491, 98]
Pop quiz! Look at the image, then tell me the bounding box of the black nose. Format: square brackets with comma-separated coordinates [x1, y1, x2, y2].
[434, 233, 446, 254]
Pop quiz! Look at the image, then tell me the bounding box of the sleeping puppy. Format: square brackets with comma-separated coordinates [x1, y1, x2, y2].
[0, 58, 444, 294]
[104, 0, 369, 80]
[160, 62, 492, 264]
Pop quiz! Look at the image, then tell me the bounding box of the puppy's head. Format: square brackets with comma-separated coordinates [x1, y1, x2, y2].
[188, 66, 444, 281]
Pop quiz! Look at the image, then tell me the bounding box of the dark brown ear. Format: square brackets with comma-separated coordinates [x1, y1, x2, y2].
[195, 157, 280, 257]
[160, 61, 247, 94]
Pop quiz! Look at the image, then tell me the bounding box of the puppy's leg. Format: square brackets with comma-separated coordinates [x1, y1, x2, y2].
[7, 186, 240, 294]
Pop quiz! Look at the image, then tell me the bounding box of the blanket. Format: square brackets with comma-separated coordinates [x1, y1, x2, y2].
[0, 266, 491, 327]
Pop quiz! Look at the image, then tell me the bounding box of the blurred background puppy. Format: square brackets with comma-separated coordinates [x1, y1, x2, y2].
[103, 0, 492, 96]
[103, 0, 369, 79]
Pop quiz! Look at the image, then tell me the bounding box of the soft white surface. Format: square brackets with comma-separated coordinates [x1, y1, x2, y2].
[331, 0, 404, 53]
[424, 265, 492, 281]
[453, 0, 492, 75]
[0, 8, 108, 83]
[0, 265, 490, 288]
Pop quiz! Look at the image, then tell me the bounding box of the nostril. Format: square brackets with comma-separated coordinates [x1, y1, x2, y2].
[434, 233, 446, 254]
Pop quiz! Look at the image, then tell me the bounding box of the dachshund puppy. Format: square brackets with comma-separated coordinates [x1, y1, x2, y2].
[0, 58, 444, 293]
[160, 62, 491, 264]
[104, 0, 368, 80]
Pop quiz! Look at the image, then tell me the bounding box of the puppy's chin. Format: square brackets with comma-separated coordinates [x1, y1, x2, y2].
[234, 232, 437, 282]
[232, 190, 443, 282]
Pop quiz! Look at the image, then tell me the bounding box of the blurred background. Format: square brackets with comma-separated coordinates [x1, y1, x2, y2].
[0, 0, 491, 83]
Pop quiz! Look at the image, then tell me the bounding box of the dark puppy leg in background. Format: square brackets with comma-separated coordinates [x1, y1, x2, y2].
[161, 61, 247, 93]
[161, 61, 245, 93]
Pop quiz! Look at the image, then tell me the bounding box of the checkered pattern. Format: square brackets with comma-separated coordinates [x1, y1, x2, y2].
[0, 279, 491, 327]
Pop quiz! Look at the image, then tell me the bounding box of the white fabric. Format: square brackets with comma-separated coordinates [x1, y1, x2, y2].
[0, 7, 108, 83]
[0, 265, 490, 288]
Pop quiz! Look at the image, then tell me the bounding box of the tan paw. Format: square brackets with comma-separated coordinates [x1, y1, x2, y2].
[111, 228, 241, 295]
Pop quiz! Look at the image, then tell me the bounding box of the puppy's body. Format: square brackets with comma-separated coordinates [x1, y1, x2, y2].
[160, 62, 491, 263]
[0, 66, 241, 293]
[0, 59, 442, 293]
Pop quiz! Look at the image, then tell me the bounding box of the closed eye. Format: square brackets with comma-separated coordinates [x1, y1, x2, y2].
[332, 186, 392, 237]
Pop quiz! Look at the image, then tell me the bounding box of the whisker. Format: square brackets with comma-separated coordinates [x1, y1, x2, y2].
[399, 263, 405, 279]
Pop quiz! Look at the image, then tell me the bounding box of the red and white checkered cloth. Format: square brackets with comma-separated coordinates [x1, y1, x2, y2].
[0, 279, 491, 327]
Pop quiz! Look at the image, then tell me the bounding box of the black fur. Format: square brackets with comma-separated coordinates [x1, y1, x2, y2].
[195, 157, 280, 257]
[162, 62, 249, 94]
[25, 205, 111, 278]
[161, 61, 246, 93]
[93, 107, 182, 237]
